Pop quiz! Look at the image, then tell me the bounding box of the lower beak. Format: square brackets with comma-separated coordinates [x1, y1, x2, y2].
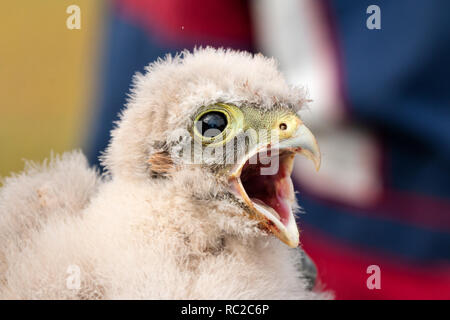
[229, 124, 321, 247]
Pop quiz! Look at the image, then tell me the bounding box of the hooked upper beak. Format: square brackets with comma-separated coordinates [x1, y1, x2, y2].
[277, 124, 321, 172]
[229, 123, 320, 247]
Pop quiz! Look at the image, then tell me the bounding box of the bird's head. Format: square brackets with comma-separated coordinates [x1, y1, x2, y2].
[103, 48, 320, 248]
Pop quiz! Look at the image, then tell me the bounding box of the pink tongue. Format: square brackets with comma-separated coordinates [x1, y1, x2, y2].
[251, 191, 291, 226]
[265, 194, 291, 225]
[243, 161, 294, 226]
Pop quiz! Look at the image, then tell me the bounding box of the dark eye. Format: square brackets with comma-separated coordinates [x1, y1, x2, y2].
[195, 111, 228, 138]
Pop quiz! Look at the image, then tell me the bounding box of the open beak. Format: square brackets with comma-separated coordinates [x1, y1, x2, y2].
[229, 124, 320, 247]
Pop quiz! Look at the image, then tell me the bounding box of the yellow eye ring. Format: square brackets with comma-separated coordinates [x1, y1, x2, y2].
[193, 103, 243, 146]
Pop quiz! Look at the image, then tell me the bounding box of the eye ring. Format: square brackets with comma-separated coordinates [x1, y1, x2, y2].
[192, 103, 243, 146]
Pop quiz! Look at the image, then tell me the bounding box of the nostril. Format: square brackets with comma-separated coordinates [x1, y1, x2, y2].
[279, 123, 287, 131]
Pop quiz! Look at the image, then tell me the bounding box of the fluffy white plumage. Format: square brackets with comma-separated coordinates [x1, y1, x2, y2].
[0, 48, 327, 299]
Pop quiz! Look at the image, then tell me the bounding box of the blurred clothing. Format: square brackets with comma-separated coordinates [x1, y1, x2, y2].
[87, 0, 450, 299]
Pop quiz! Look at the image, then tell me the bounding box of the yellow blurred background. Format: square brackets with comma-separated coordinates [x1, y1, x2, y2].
[0, 1, 104, 177]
